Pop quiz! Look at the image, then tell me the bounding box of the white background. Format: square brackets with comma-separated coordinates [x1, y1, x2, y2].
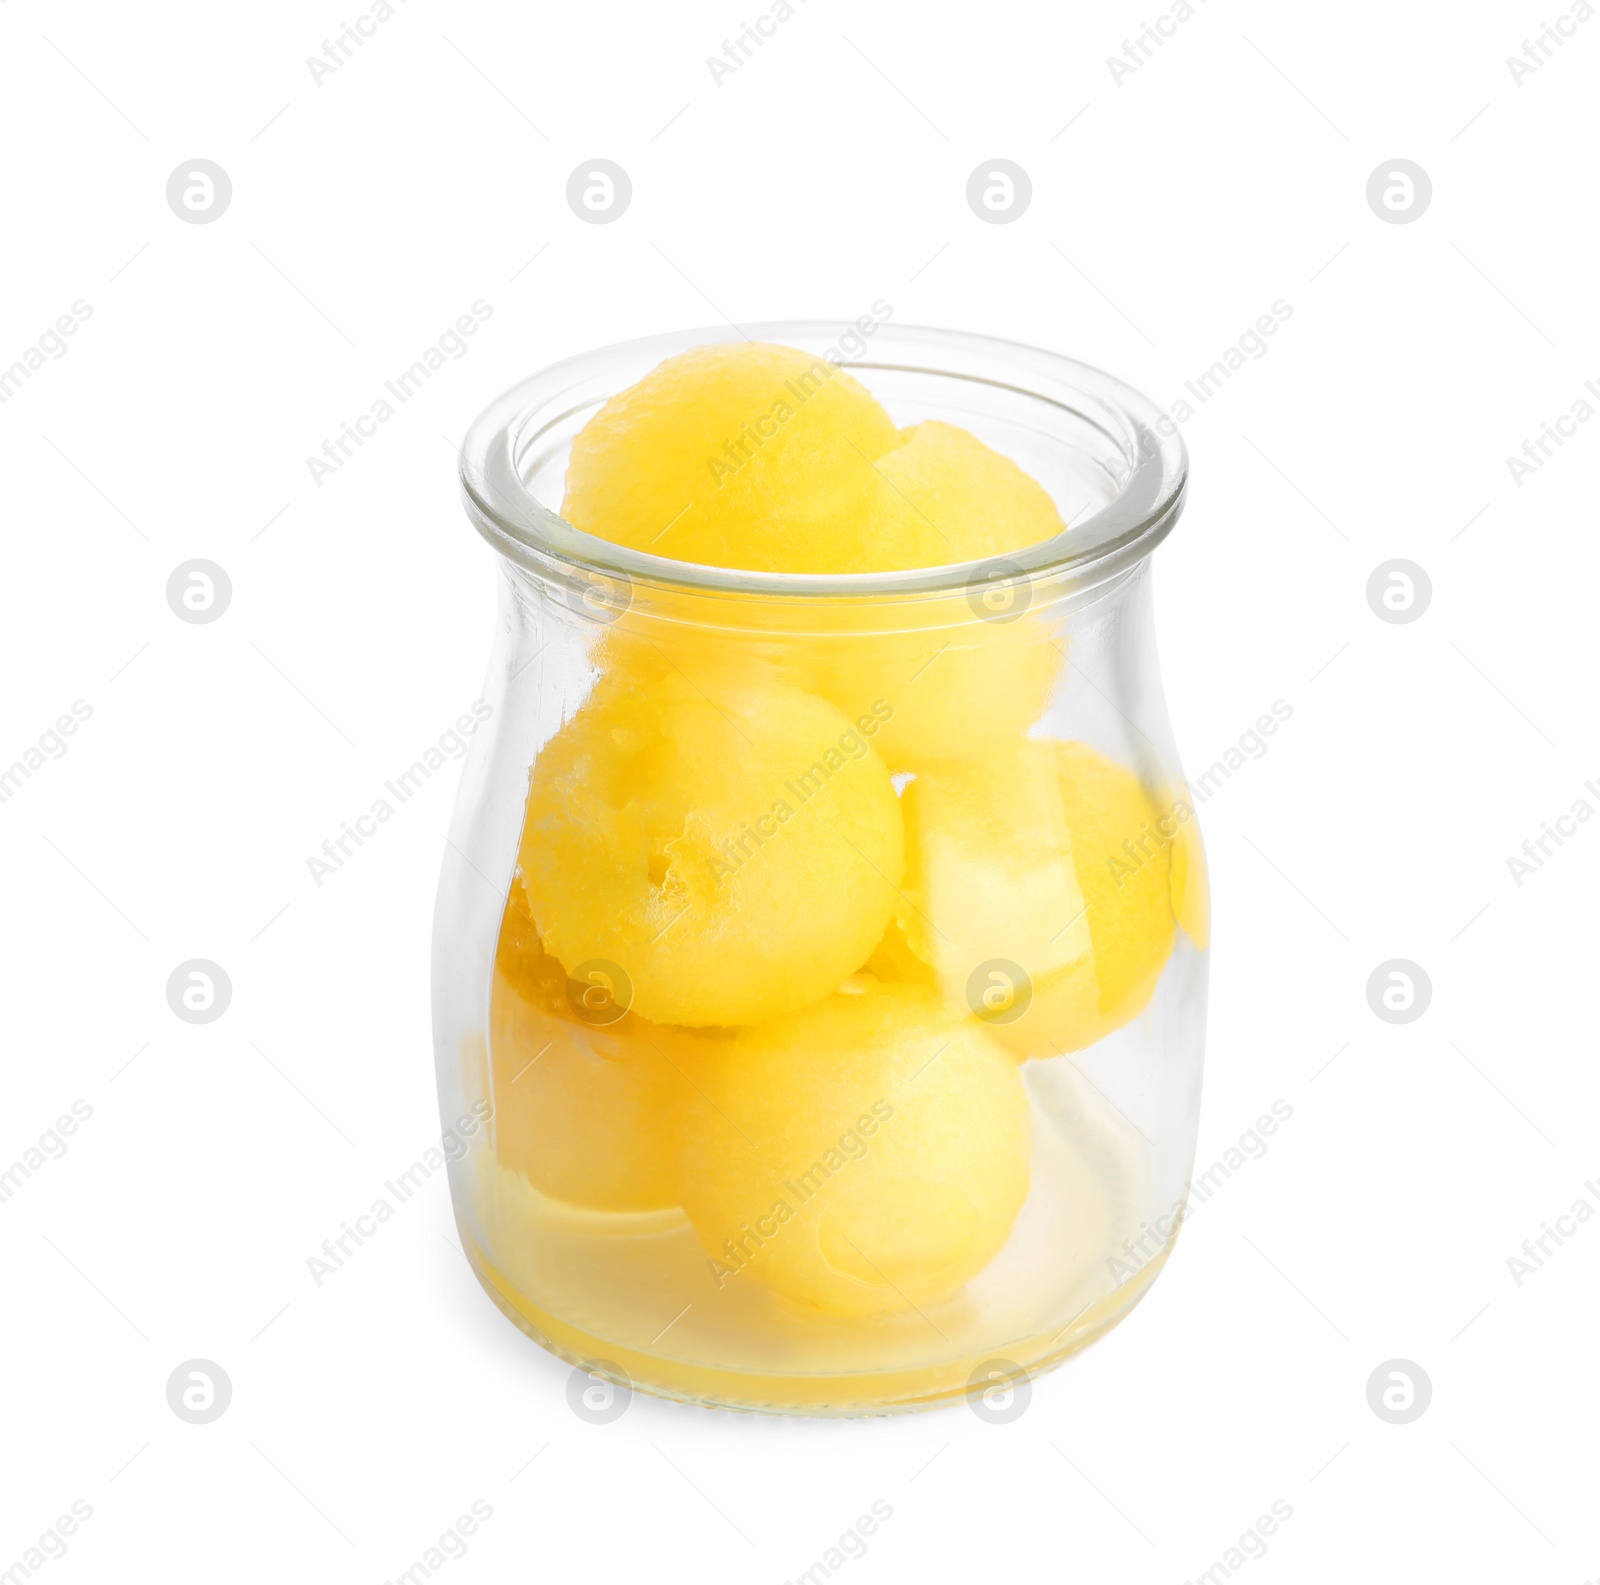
[2, 0, 1596, 1580]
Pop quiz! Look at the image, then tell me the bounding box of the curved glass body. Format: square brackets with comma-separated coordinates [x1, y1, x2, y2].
[434, 324, 1208, 1414]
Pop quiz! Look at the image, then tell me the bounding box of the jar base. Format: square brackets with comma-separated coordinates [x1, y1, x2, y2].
[456, 1214, 1177, 1417]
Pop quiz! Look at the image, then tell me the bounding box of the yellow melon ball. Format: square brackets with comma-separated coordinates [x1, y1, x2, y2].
[561, 342, 911, 573]
[489, 880, 680, 1213]
[518, 664, 904, 1027]
[671, 979, 1031, 1317]
[991, 742, 1178, 1060]
[868, 420, 1068, 565]
[1168, 790, 1210, 950]
[804, 420, 1069, 768]
[812, 611, 1062, 772]
[893, 744, 1093, 1015]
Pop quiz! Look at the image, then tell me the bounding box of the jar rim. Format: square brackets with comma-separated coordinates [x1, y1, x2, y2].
[458, 320, 1188, 604]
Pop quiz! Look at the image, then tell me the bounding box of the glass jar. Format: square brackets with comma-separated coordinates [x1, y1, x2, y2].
[435, 323, 1206, 1414]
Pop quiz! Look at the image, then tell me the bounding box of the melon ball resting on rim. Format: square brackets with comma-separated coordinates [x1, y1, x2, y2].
[560, 344, 1075, 576]
[561, 342, 907, 573]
